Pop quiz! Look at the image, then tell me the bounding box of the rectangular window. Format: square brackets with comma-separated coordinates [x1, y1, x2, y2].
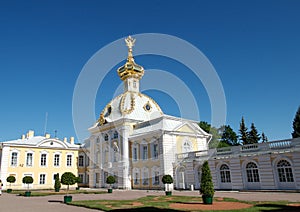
[39, 174, 46, 184]
[78, 155, 84, 167]
[54, 154, 60, 167]
[67, 155, 72, 166]
[133, 147, 138, 161]
[40, 154, 47, 166]
[26, 153, 33, 167]
[134, 173, 139, 185]
[11, 152, 18, 166]
[154, 171, 159, 185]
[153, 144, 158, 159]
[143, 172, 149, 185]
[143, 145, 148, 160]
[78, 174, 84, 184]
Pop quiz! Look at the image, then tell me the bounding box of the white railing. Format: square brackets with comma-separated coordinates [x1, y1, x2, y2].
[175, 138, 299, 161]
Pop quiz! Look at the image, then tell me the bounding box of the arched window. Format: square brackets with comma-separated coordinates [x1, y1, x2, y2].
[182, 140, 192, 153]
[113, 143, 119, 162]
[220, 164, 231, 183]
[113, 131, 118, 139]
[104, 134, 109, 141]
[246, 162, 260, 182]
[277, 160, 294, 182]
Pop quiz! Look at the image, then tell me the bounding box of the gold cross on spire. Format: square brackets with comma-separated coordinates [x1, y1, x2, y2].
[125, 36, 135, 58]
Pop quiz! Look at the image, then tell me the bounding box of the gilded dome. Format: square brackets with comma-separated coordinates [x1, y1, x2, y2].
[99, 92, 163, 125]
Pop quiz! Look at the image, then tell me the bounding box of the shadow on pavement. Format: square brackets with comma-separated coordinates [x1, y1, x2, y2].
[48, 200, 63, 203]
[257, 203, 300, 212]
[110, 207, 183, 212]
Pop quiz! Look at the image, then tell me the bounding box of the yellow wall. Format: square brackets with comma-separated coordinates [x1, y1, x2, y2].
[6, 146, 78, 190]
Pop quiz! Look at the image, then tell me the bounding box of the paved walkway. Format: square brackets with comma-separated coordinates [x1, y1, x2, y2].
[0, 189, 299, 211]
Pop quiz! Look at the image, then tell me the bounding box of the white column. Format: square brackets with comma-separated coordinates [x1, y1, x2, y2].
[120, 125, 131, 189]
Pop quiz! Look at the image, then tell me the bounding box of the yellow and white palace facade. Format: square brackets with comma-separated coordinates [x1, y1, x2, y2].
[0, 130, 83, 190]
[85, 36, 212, 190]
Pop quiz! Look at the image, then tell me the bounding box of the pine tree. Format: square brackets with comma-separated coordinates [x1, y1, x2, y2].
[292, 106, 300, 138]
[261, 132, 268, 142]
[248, 123, 261, 144]
[220, 125, 239, 146]
[239, 117, 249, 145]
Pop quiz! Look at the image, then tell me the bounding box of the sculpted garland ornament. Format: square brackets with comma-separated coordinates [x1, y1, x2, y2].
[120, 92, 136, 115]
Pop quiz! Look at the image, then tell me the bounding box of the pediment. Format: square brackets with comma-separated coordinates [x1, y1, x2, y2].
[38, 139, 68, 148]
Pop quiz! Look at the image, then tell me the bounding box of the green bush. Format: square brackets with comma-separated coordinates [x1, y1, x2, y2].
[162, 175, 173, 184]
[7, 175, 16, 184]
[106, 175, 116, 188]
[54, 173, 61, 191]
[200, 161, 214, 197]
[22, 176, 34, 191]
[61, 172, 76, 195]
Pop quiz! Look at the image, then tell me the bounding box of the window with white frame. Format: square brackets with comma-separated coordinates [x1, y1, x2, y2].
[113, 143, 119, 162]
[134, 172, 139, 185]
[153, 143, 158, 159]
[78, 174, 84, 184]
[277, 159, 294, 182]
[113, 131, 118, 139]
[142, 145, 148, 160]
[182, 140, 192, 153]
[132, 144, 138, 161]
[39, 174, 46, 184]
[113, 172, 118, 183]
[246, 162, 260, 182]
[11, 152, 18, 166]
[26, 153, 33, 167]
[220, 164, 231, 183]
[54, 154, 60, 167]
[67, 155, 72, 167]
[40, 154, 47, 166]
[143, 169, 149, 185]
[78, 155, 84, 167]
[154, 171, 159, 185]
[104, 134, 109, 141]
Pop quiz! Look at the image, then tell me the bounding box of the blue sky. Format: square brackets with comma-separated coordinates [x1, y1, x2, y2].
[0, 0, 299, 142]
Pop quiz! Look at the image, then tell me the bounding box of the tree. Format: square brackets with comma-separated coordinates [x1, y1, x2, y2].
[292, 106, 300, 138]
[54, 173, 61, 192]
[261, 132, 268, 142]
[239, 117, 249, 145]
[61, 172, 76, 195]
[200, 161, 214, 204]
[248, 123, 261, 144]
[22, 176, 33, 192]
[162, 174, 173, 195]
[220, 125, 239, 146]
[6, 176, 16, 192]
[106, 175, 116, 190]
[199, 121, 211, 133]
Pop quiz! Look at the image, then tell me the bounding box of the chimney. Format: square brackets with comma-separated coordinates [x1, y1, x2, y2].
[27, 130, 34, 138]
[45, 133, 50, 138]
[70, 137, 74, 145]
[21, 134, 25, 140]
[63, 137, 67, 143]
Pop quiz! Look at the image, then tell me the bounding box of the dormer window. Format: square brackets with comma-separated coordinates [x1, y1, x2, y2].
[104, 134, 109, 141]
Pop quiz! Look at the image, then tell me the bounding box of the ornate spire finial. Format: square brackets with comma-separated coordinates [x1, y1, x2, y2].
[125, 36, 136, 58]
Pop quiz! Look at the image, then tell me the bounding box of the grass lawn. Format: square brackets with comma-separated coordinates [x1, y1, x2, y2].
[69, 195, 300, 211]
[9, 189, 107, 196]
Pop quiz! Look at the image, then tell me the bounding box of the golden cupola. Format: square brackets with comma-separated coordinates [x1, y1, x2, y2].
[117, 36, 144, 81]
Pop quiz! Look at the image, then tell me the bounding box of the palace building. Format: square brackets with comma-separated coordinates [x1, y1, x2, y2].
[1, 37, 299, 191]
[0, 130, 81, 190]
[85, 36, 212, 190]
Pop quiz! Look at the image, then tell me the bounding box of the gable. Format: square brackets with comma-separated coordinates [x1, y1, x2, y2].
[38, 139, 68, 149]
[177, 124, 195, 133]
